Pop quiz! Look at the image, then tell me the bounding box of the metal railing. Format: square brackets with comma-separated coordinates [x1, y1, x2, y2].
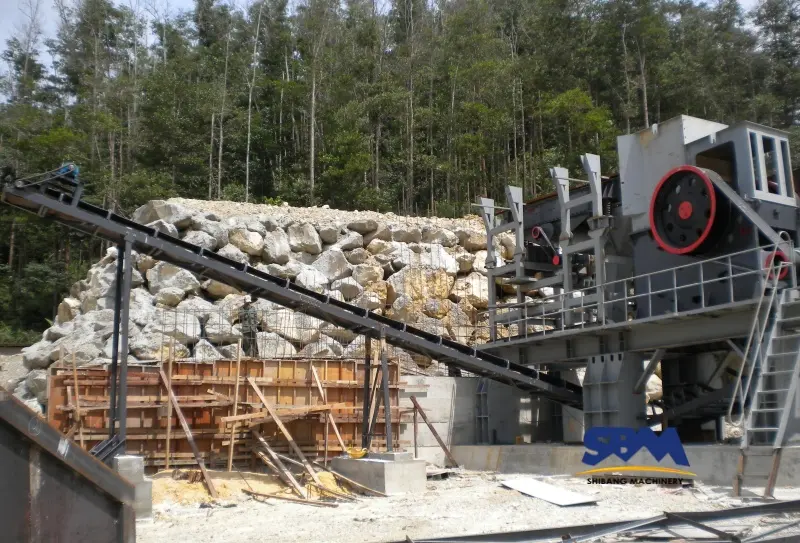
[483, 243, 796, 342]
[726, 239, 793, 427]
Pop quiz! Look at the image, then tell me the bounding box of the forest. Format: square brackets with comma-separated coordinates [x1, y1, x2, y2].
[0, 0, 798, 340]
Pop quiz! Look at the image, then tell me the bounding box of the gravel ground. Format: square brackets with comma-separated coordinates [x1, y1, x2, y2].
[135, 470, 778, 543]
[169, 197, 484, 230]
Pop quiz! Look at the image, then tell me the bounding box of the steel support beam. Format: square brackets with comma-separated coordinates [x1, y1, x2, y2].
[117, 237, 133, 441]
[634, 349, 665, 394]
[361, 337, 371, 449]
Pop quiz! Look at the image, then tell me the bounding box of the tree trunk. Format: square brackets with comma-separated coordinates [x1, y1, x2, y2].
[217, 29, 232, 199]
[310, 69, 317, 200]
[8, 218, 16, 268]
[208, 113, 215, 199]
[245, 1, 265, 204]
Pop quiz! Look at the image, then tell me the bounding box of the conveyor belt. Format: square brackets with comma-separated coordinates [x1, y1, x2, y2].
[1, 182, 582, 407]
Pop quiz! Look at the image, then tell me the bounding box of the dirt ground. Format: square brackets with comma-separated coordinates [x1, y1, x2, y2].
[136, 470, 783, 543]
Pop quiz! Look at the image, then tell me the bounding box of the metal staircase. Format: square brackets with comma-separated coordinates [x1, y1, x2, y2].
[729, 253, 800, 497]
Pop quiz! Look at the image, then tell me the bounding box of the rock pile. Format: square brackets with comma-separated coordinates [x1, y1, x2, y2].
[14, 198, 520, 412]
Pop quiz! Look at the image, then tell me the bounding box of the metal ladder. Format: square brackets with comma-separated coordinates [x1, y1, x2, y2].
[731, 276, 800, 497]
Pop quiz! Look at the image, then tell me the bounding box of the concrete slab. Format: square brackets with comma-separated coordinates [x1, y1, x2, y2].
[452, 444, 800, 487]
[369, 451, 413, 462]
[332, 457, 426, 495]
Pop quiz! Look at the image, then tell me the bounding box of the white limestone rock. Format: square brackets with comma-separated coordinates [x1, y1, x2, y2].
[155, 287, 186, 307]
[450, 272, 490, 309]
[229, 227, 264, 256]
[351, 264, 383, 286]
[255, 332, 297, 358]
[182, 230, 217, 251]
[133, 200, 194, 229]
[389, 223, 422, 243]
[317, 223, 340, 244]
[193, 339, 224, 362]
[295, 267, 329, 293]
[312, 248, 352, 282]
[422, 226, 459, 247]
[191, 217, 229, 247]
[330, 277, 363, 300]
[56, 297, 81, 324]
[205, 314, 242, 344]
[146, 219, 179, 237]
[347, 218, 379, 234]
[333, 231, 363, 251]
[473, 250, 503, 275]
[262, 229, 291, 264]
[146, 262, 201, 295]
[298, 337, 343, 358]
[263, 309, 323, 345]
[202, 279, 242, 299]
[216, 243, 250, 264]
[288, 222, 323, 254]
[22, 340, 54, 370]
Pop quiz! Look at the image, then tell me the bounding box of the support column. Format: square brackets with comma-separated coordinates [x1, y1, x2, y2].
[380, 331, 392, 452]
[361, 337, 372, 449]
[117, 236, 134, 441]
[108, 244, 125, 438]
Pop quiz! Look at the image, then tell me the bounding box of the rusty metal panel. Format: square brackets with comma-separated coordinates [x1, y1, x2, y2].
[0, 389, 135, 543]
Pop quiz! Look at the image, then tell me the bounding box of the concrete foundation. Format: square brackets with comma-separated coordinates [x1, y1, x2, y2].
[331, 455, 426, 495]
[114, 455, 153, 519]
[451, 444, 800, 486]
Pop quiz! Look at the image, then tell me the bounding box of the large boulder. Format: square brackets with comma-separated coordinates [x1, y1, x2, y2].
[56, 297, 81, 324]
[386, 266, 453, 305]
[455, 227, 487, 251]
[146, 312, 202, 344]
[345, 248, 371, 265]
[155, 287, 186, 307]
[129, 330, 190, 361]
[255, 332, 297, 358]
[176, 296, 218, 321]
[454, 250, 476, 273]
[229, 227, 264, 256]
[451, 272, 490, 309]
[351, 264, 382, 286]
[443, 301, 474, 343]
[389, 224, 422, 243]
[422, 226, 458, 247]
[205, 314, 242, 344]
[473, 250, 503, 275]
[347, 218, 378, 234]
[288, 222, 322, 254]
[129, 288, 157, 327]
[132, 200, 194, 229]
[388, 295, 417, 322]
[146, 219, 179, 237]
[295, 267, 329, 293]
[22, 340, 55, 370]
[298, 337, 343, 358]
[333, 231, 363, 251]
[312, 248, 352, 282]
[25, 370, 49, 404]
[320, 322, 357, 344]
[418, 244, 459, 275]
[202, 279, 242, 299]
[193, 339, 223, 362]
[330, 277, 363, 300]
[263, 309, 323, 345]
[146, 262, 201, 295]
[316, 223, 340, 244]
[423, 298, 453, 319]
[217, 243, 249, 265]
[182, 230, 217, 251]
[262, 229, 291, 264]
[191, 217, 229, 247]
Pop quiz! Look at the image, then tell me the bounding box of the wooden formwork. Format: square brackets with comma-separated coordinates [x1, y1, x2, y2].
[47, 357, 406, 468]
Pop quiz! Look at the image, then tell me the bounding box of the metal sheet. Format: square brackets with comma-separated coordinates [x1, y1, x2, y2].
[500, 478, 596, 506]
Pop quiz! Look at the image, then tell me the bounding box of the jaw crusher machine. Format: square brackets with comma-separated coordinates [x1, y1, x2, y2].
[481, 115, 797, 438]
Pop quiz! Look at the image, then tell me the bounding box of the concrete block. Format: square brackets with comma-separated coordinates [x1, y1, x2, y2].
[369, 451, 413, 462]
[332, 457, 426, 495]
[113, 455, 152, 519]
[133, 479, 153, 519]
[114, 455, 145, 484]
